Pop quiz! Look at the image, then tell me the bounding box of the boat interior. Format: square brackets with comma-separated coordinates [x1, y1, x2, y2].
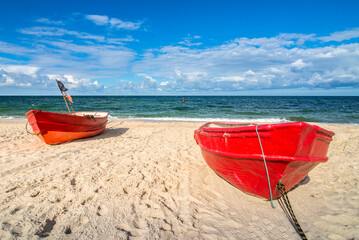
[205, 122, 255, 128]
[72, 112, 108, 118]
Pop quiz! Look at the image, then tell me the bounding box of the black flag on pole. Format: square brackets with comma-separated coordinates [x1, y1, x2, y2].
[56, 80, 68, 92]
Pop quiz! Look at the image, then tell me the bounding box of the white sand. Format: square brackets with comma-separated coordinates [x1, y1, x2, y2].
[0, 120, 358, 239]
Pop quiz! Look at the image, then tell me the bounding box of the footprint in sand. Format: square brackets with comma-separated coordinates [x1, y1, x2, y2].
[2, 221, 11, 231]
[97, 204, 108, 216]
[64, 217, 89, 235]
[115, 223, 141, 237]
[10, 204, 27, 215]
[35, 218, 56, 238]
[11, 225, 23, 237]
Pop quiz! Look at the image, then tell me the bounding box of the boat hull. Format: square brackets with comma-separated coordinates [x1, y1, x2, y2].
[194, 122, 335, 199]
[26, 110, 108, 144]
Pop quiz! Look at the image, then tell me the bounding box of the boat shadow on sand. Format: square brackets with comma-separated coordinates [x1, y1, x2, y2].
[97, 127, 129, 140]
[62, 127, 129, 144]
[216, 173, 311, 200]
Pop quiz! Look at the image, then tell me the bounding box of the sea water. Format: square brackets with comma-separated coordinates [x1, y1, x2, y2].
[0, 96, 358, 124]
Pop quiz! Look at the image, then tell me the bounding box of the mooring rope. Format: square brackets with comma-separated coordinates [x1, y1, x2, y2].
[255, 124, 275, 208]
[25, 111, 42, 136]
[256, 124, 307, 239]
[277, 181, 308, 240]
[25, 120, 42, 136]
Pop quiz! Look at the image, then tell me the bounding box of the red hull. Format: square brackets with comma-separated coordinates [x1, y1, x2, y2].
[194, 122, 334, 199]
[26, 110, 108, 145]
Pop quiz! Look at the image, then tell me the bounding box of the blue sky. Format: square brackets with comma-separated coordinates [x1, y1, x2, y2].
[0, 0, 359, 95]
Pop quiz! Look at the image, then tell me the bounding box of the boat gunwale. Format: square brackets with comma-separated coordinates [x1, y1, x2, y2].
[195, 121, 335, 137]
[26, 110, 109, 120]
[28, 119, 108, 129]
[199, 145, 329, 163]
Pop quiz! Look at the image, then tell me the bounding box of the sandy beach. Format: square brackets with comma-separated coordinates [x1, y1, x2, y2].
[0, 120, 358, 240]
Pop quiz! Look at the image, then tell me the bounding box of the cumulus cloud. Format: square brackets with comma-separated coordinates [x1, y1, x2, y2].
[0, 74, 15, 86]
[137, 73, 158, 89]
[291, 59, 311, 70]
[0, 66, 105, 93]
[2, 65, 40, 76]
[133, 33, 359, 92]
[49, 74, 103, 90]
[86, 14, 142, 30]
[0, 65, 42, 88]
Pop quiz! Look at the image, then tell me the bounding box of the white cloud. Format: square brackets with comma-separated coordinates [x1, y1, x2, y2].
[19, 26, 136, 45]
[2, 65, 40, 76]
[0, 32, 136, 79]
[0, 41, 35, 56]
[137, 73, 157, 89]
[278, 33, 316, 45]
[133, 33, 359, 92]
[245, 70, 255, 75]
[36, 18, 64, 25]
[0, 70, 106, 92]
[19, 26, 75, 37]
[318, 28, 359, 42]
[0, 68, 38, 88]
[85, 15, 109, 25]
[216, 76, 245, 82]
[28, 39, 136, 78]
[107, 36, 136, 44]
[291, 59, 311, 70]
[20, 27, 103, 42]
[109, 18, 142, 30]
[1, 25, 359, 94]
[0, 74, 15, 86]
[86, 14, 142, 30]
[0, 66, 104, 93]
[178, 35, 202, 46]
[60, 74, 103, 90]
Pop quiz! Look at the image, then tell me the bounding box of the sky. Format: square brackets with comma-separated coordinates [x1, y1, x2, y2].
[0, 0, 359, 95]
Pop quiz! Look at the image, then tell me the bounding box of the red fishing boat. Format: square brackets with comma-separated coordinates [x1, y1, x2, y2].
[194, 122, 335, 199]
[26, 110, 108, 145]
[26, 80, 108, 145]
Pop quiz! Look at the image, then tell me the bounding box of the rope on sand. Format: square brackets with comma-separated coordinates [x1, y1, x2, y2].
[277, 181, 308, 240]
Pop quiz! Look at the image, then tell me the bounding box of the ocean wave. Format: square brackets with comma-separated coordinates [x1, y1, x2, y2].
[0, 116, 27, 120]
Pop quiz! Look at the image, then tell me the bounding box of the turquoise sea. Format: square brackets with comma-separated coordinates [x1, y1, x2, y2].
[0, 96, 358, 124]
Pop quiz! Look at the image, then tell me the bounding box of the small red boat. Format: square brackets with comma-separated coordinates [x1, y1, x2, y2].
[194, 122, 334, 199]
[26, 110, 108, 145]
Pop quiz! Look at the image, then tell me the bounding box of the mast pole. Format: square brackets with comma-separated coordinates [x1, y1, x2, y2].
[61, 92, 72, 113]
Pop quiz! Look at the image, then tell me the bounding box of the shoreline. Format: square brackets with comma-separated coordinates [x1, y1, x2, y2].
[1, 118, 359, 126]
[0, 120, 358, 239]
